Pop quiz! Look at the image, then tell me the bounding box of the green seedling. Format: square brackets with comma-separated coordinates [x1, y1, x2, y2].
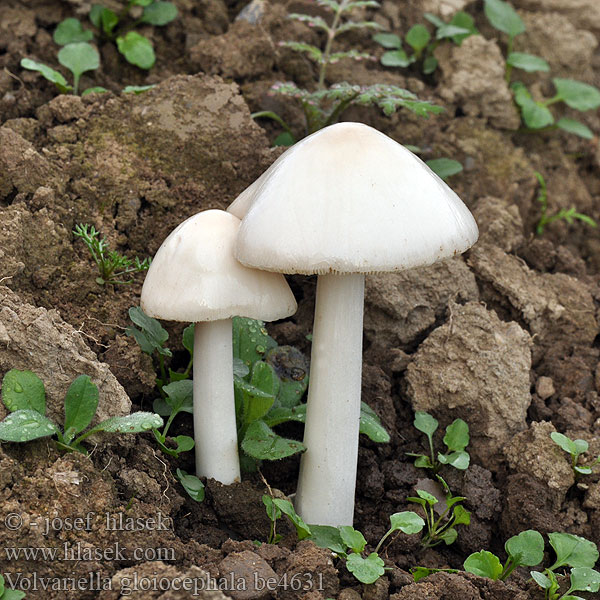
[534, 172, 597, 235]
[374, 11, 477, 74]
[0, 369, 162, 454]
[411, 567, 459, 582]
[551, 432, 600, 479]
[176, 468, 205, 503]
[484, 0, 600, 138]
[407, 411, 470, 473]
[54, 2, 177, 71]
[21, 42, 101, 96]
[407, 481, 471, 548]
[73, 224, 151, 285]
[0, 575, 25, 600]
[254, 0, 442, 144]
[262, 495, 312, 544]
[464, 529, 545, 581]
[426, 158, 463, 181]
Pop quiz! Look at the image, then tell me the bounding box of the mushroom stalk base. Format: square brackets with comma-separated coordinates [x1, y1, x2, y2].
[193, 319, 241, 484]
[295, 273, 365, 526]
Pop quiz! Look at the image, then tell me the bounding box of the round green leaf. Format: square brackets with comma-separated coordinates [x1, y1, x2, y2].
[505, 529, 544, 567]
[553, 78, 600, 112]
[381, 49, 412, 68]
[141, 2, 178, 26]
[484, 0, 525, 39]
[414, 411, 438, 436]
[551, 432, 577, 455]
[82, 86, 108, 95]
[340, 526, 367, 553]
[54, 18, 94, 45]
[405, 24, 430, 53]
[2, 369, 46, 414]
[464, 550, 503, 580]
[373, 32, 401, 49]
[506, 52, 549, 73]
[549, 532, 599, 570]
[58, 42, 100, 78]
[0, 409, 58, 442]
[569, 567, 600, 593]
[116, 32, 156, 70]
[389, 511, 425, 535]
[346, 553, 385, 585]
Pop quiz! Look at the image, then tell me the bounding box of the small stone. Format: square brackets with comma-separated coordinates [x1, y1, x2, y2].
[536, 376, 556, 400]
[218, 550, 277, 600]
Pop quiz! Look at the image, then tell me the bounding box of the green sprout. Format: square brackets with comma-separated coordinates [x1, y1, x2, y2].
[73, 224, 151, 285]
[373, 11, 478, 74]
[407, 480, 470, 548]
[534, 172, 597, 235]
[0, 369, 162, 454]
[262, 496, 425, 585]
[484, 0, 600, 138]
[254, 0, 442, 144]
[21, 42, 101, 96]
[551, 432, 600, 480]
[407, 411, 470, 473]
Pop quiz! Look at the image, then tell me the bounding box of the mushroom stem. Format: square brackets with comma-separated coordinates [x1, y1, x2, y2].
[295, 273, 365, 526]
[193, 318, 241, 484]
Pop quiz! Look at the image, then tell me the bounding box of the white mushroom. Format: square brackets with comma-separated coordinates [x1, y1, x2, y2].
[141, 209, 297, 484]
[228, 122, 478, 525]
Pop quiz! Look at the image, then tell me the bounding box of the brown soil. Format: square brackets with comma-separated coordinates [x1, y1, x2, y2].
[1, 0, 600, 598]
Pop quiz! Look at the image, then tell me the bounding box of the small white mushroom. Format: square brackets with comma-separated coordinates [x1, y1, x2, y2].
[229, 122, 478, 525]
[141, 209, 297, 484]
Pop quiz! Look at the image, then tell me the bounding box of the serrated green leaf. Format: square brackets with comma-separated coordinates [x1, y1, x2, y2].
[0, 409, 58, 442]
[506, 52, 549, 73]
[464, 550, 503, 580]
[116, 32, 155, 70]
[346, 552, 385, 584]
[549, 533, 599, 570]
[20, 58, 72, 93]
[54, 18, 94, 45]
[553, 78, 600, 112]
[505, 530, 544, 566]
[241, 420, 305, 460]
[63, 375, 99, 443]
[484, 0, 525, 39]
[389, 511, 425, 534]
[2, 370, 46, 415]
[176, 468, 205, 502]
[141, 2, 178, 25]
[91, 412, 163, 434]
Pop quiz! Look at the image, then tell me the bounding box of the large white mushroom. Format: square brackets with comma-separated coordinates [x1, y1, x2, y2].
[141, 209, 297, 484]
[228, 122, 478, 526]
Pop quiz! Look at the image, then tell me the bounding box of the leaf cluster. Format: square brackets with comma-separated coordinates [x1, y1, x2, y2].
[484, 0, 600, 138]
[373, 11, 478, 74]
[407, 411, 470, 473]
[464, 531, 599, 600]
[73, 224, 151, 285]
[551, 432, 600, 479]
[534, 172, 597, 235]
[262, 496, 424, 584]
[0, 369, 162, 453]
[407, 481, 470, 548]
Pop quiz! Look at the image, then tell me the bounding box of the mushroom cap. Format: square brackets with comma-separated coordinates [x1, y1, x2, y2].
[140, 210, 297, 322]
[229, 122, 479, 275]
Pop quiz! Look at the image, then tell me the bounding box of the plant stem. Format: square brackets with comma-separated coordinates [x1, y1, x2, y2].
[318, 0, 348, 89]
